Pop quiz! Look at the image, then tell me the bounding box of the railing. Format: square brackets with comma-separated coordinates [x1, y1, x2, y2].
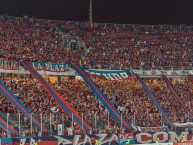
[0, 111, 192, 138]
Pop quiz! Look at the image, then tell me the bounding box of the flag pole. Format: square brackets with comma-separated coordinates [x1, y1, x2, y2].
[108, 111, 110, 130]
[134, 112, 136, 126]
[50, 113, 52, 135]
[31, 113, 33, 136]
[7, 113, 9, 137]
[95, 112, 97, 130]
[72, 113, 74, 128]
[19, 113, 21, 137]
[82, 113, 84, 134]
[161, 112, 163, 126]
[121, 113, 123, 131]
[40, 113, 42, 136]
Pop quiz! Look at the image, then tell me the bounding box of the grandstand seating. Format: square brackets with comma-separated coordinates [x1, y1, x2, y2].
[0, 15, 193, 69]
[171, 78, 193, 119]
[1, 73, 193, 136]
[0, 15, 193, 136]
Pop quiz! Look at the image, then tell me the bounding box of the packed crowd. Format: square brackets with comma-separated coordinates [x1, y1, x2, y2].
[93, 77, 191, 127]
[0, 73, 193, 137]
[171, 78, 193, 116]
[1, 15, 193, 137]
[0, 74, 122, 137]
[144, 78, 189, 123]
[0, 15, 193, 69]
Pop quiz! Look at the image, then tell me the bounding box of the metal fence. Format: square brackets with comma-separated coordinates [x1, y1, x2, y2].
[0, 111, 191, 138]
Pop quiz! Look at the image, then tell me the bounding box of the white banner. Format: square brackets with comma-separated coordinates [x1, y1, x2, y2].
[57, 124, 63, 136]
[0, 66, 76, 76]
[133, 126, 169, 132]
[133, 69, 193, 76]
[173, 122, 193, 128]
[0, 60, 193, 77]
[1, 67, 193, 77]
[0, 60, 19, 70]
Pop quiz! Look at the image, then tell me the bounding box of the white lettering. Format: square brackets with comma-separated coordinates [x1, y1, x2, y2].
[136, 132, 191, 143]
[50, 64, 54, 71]
[169, 132, 189, 142]
[20, 138, 26, 145]
[32, 62, 37, 70]
[55, 65, 59, 72]
[111, 73, 122, 80]
[45, 63, 50, 71]
[59, 65, 64, 71]
[4, 60, 10, 69]
[153, 132, 168, 143]
[96, 134, 108, 145]
[136, 132, 152, 144]
[30, 137, 35, 145]
[73, 135, 81, 145]
[54, 136, 72, 145]
[103, 74, 115, 80]
[83, 135, 92, 145]
[120, 72, 129, 79]
[37, 63, 42, 70]
[109, 134, 119, 144]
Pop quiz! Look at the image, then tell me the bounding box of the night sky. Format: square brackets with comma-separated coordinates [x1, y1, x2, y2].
[0, 0, 193, 25]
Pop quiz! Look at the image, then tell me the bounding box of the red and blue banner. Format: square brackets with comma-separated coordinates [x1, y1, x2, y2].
[72, 64, 133, 131]
[21, 61, 91, 131]
[134, 73, 175, 128]
[0, 117, 17, 134]
[162, 75, 193, 118]
[0, 82, 46, 132]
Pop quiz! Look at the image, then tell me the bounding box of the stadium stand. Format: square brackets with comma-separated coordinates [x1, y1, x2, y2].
[1, 73, 193, 136]
[0, 15, 193, 137]
[0, 15, 193, 69]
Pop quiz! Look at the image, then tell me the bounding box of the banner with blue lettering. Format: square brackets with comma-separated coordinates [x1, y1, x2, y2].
[31, 62, 68, 72]
[85, 69, 133, 80]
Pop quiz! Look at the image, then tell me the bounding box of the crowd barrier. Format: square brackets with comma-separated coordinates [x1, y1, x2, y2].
[0, 134, 119, 145]
[1, 132, 193, 145]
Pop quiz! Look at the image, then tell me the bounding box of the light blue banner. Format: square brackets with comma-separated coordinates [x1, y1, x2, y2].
[32, 62, 68, 72]
[85, 69, 132, 80]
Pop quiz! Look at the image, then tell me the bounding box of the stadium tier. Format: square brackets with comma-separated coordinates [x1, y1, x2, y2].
[0, 16, 193, 139]
[0, 15, 193, 69]
[1, 62, 193, 137]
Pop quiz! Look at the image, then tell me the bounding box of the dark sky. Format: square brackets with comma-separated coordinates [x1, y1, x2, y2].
[0, 0, 193, 25]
